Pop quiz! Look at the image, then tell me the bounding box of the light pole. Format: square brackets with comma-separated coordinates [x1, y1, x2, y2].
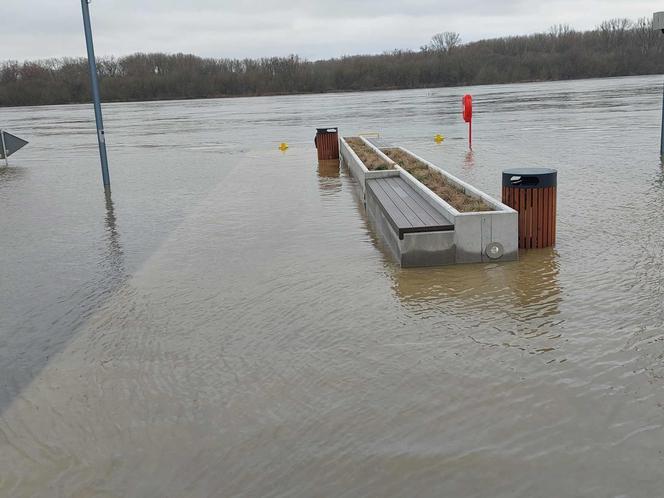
[81, 0, 110, 188]
[653, 12, 664, 157]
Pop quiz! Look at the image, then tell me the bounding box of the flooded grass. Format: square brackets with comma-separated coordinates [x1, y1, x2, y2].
[382, 148, 494, 212]
[345, 137, 393, 171]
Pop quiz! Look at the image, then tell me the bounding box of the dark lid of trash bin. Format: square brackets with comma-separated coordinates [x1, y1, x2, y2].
[502, 168, 557, 188]
[316, 127, 338, 134]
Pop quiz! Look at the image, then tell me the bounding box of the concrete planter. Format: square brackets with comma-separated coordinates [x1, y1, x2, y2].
[339, 136, 399, 198]
[388, 147, 518, 263]
[341, 134, 518, 266]
[364, 189, 456, 267]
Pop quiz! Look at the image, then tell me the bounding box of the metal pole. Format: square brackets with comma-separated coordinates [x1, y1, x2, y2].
[81, 0, 110, 188]
[660, 80, 664, 157]
[469, 120, 472, 151]
[1, 130, 8, 167]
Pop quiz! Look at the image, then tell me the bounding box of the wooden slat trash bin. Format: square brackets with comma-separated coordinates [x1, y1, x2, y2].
[502, 168, 557, 249]
[314, 127, 339, 161]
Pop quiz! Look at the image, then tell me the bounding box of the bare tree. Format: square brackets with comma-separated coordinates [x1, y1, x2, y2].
[549, 24, 573, 38]
[4, 18, 664, 107]
[634, 17, 657, 54]
[427, 32, 462, 54]
[598, 18, 633, 49]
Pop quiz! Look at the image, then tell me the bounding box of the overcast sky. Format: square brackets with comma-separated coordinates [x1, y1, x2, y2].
[4, 0, 663, 61]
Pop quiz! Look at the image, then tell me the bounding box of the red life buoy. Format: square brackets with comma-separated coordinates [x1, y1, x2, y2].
[462, 94, 473, 123]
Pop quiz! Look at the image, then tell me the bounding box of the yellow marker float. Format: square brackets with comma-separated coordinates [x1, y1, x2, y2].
[434, 134, 445, 144]
[279, 142, 289, 152]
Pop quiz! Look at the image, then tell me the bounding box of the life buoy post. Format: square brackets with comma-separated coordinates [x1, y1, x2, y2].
[462, 94, 473, 150]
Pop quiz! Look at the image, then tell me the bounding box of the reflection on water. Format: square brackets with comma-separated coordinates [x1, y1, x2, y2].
[655, 161, 664, 190]
[104, 188, 125, 282]
[317, 159, 341, 195]
[463, 150, 475, 170]
[0, 165, 26, 185]
[318, 159, 340, 178]
[391, 248, 561, 338]
[392, 249, 558, 308]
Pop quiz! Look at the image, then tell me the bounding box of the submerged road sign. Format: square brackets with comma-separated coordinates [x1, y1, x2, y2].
[0, 130, 28, 161]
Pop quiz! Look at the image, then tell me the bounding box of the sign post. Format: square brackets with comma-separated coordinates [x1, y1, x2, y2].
[0, 130, 29, 166]
[653, 12, 664, 156]
[1, 130, 8, 167]
[81, 0, 111, 188]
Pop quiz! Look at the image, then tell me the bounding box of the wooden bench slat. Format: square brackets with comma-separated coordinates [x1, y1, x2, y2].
[374, 178, 430, 227]
[367, 180, 414, 230]
[379, 177, 451, 226]
[367, 176, 454, 239]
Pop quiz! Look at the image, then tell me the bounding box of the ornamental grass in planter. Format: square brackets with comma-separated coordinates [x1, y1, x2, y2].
[382, 148, 494, 213]
[345, 137, 393, 171]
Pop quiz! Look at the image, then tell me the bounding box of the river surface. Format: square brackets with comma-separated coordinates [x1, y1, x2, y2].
[1, 75, 664, 497]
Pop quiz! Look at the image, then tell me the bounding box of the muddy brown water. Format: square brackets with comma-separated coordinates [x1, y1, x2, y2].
[1, 75, 664, 497]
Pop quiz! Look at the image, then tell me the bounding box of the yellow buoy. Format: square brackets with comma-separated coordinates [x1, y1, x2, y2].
[279, 142, 289, 152]
[434, 134, 445, 144]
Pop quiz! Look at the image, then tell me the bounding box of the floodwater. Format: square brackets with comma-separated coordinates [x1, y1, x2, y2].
[1, 75, 664, 497]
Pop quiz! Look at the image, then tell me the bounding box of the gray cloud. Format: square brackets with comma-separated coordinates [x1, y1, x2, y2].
[3, 0, 662, 61]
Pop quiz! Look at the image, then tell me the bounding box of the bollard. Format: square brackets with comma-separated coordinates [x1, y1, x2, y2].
[502, 168, 557, 249]
[314, 127, 339, 161]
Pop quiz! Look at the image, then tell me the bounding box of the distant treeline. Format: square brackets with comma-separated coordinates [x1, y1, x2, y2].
[2, 18, 664, 107]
